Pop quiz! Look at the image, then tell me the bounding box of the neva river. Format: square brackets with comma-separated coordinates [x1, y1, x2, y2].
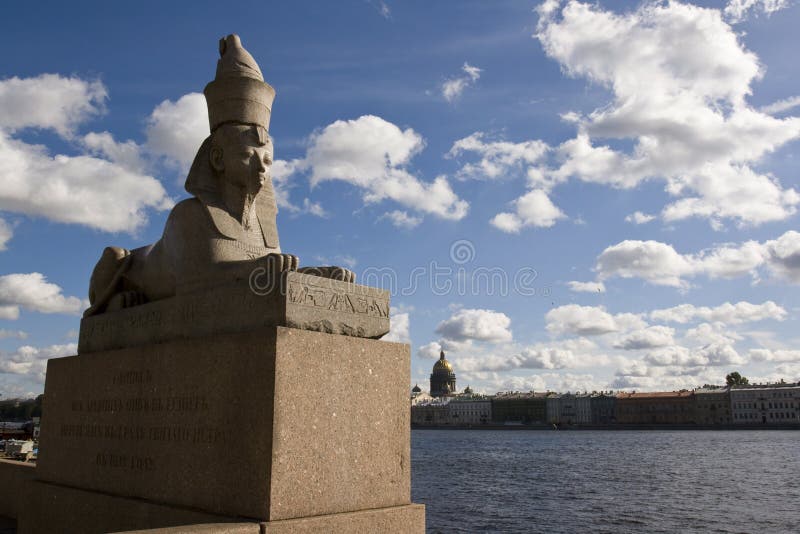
[411, 429, 800, 533]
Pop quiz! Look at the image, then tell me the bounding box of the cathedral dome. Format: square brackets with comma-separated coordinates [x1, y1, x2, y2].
[432, 350, 453, 373]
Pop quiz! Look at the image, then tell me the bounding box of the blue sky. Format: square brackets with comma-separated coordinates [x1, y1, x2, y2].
[1, 0, 799, 397]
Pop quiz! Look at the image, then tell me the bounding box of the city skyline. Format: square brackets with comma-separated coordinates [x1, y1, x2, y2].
[1, 0, 800, 397]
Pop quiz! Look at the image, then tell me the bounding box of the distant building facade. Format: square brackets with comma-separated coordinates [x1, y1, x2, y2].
[589, 393, 616, 424]
[492, 392, 547, 424]
[430, 351, 456, 398]
[694, 388, 731, 425]
[730, 384, 800, 425]
[448, 396, 492, 425]
[615, 391, 695, 424]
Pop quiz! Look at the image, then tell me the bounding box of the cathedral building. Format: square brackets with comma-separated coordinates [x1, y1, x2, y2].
[430, 350, 456, 398]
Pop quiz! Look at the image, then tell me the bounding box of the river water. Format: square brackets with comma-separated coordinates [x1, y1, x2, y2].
[411, 429, 800, 533]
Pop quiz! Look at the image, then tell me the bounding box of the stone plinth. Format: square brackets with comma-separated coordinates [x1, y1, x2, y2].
[78, 272, 390, 354]
[36, 326, 411, 522]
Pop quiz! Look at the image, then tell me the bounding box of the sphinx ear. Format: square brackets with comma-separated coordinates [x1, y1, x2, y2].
[209, 146, 224, 172]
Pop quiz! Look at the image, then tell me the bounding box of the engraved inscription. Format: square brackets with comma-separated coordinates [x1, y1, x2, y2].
[288, 282, 389, 318]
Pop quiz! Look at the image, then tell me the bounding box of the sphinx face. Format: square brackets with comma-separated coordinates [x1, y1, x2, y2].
[213, 124, 273, 194]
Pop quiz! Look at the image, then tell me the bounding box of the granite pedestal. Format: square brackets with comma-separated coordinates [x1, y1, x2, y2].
[23, 313, 423, 532]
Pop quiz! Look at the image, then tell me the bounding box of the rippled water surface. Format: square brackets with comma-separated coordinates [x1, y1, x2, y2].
[411, 429, 800, 533]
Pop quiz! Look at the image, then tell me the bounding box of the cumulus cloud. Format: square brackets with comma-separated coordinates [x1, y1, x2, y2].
[435, 308, 513, 343]
[0, 74, 106, 137]
[290, 115, 468, 220]
[0, 273, 83, 317]
[546, 304, 645, 336]
[649, 301, 786, 325]
[0, 130, 172, 233]
[384, 312, 410, 343]
[0, 343, 76, 384]
[0, 330, 27, 340]
[724, 0, 789, 23]
[645, 343, 745, 367]
[490, 189, 565, 232]
[761, 95, 800, 116]
[613, 326, 675, 350]
[597, 240, 695, 288]
[535, 1, 800, 228]
[82, 131, 146, 173]
[567, 281, 606, 293]
[684, 322, 742, 346]
[447, 133, 549, 181]
[749, 348, 800, 363]
[0, 218, 11, 251]
[0, 75, 172, 234]
[381, 210, 422, 229]
[145, 92, 209, 171]
[625, 211, 656, 225]
[442, 62, 482, 102]
[417, 341, 443, 360]
[596, 231, 800, 287]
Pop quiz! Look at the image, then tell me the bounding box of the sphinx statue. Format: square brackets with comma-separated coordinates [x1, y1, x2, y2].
[86, 34, 353, 316]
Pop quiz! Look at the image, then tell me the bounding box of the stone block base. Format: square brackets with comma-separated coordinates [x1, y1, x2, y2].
[19, 480, 246, 534]
[19, 481, 425, 534]
[37, 327, 411, 520]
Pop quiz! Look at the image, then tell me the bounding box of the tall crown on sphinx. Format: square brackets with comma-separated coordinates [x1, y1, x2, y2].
[203, 34, 276, 132]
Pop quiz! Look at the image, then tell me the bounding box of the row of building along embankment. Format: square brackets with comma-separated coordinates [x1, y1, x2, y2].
[412, 351, 800, 427]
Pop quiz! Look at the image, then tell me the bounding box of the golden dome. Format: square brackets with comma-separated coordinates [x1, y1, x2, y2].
[432, 350, 453, 373]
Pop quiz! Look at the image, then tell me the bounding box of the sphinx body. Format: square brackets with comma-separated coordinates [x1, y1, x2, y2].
[86, 35, 351, 317]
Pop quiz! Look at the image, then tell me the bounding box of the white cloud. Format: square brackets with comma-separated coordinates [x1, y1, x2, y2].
[762, 230, 800, 283]
[82, 131, 146, 173]
[447, 133, 549, 181]
[650, 301, 786, 325]
[684, 322, 742, 346]
[491, 189, 565, 232]
[0, 74, 106, 137]
[0, 273, 83, 317]
[761, 95, 800, 115]
[613, 326, 675, 350]
[596, 231, 800, 287]
[625, 211, 655, 225]
[0, 129, 172, 233]
[0, 75, 173, 235]
[0, 306, 19, 320]
[750, 348, 800, 363]
[417, 341, 442, 360]
[724, 0, 789, 23]
[567, 280, 606, 293]
[546, 304, 645, 337]
[596, 240, 695, 288]
[436, 308, 513, 343]
[381, 210, 422, 229]
[536, 1, 800, 227]
[0, 330, 26, 340]
[645, 343, 745, 367]
[0, 218, 11, 251]
[145, 92, 209, 171]
[298, 115, 467, 220]
[384, 312, 410, 343]
[0, 343, 76, 384]
[442, 62, 482, 102]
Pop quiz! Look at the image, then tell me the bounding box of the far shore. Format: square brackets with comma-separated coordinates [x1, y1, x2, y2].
[412, 423, 800, 431]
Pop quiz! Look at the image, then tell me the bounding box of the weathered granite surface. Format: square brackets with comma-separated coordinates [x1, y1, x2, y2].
[38, 326, 410, 520]
[79, 271, 389, 353]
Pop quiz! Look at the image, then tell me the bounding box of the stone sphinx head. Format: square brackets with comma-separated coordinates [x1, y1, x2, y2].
[209, 123, 273, 196]
[185, 35, 278, 219]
